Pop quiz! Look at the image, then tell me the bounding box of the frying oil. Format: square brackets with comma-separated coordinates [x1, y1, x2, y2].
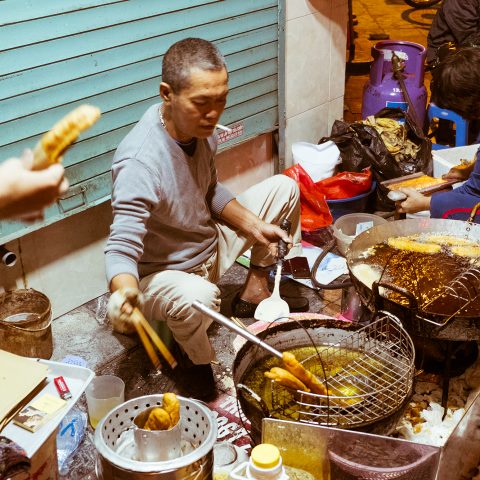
[242, 345, 384, 417]
[358, 243, 477, 314]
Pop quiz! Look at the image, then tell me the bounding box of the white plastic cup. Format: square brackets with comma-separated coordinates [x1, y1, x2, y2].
[85, 375, 125, 429]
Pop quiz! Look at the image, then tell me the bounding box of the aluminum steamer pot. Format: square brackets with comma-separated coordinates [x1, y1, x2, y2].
[95, 394, 217, 480]
[346, 218, 480, 340]
[233, 319, 411, 443]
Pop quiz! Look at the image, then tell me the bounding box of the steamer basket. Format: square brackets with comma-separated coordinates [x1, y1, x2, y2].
[95, 394, 217, 480]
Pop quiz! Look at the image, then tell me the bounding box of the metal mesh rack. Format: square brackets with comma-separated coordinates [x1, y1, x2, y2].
[268, 314, 415, 429]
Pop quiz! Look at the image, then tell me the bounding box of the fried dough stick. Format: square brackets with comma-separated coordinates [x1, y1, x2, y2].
[32, 104, 101, 170]
[264, 367, 310, 392]
[162, 392, 180, 426]
[143, 407, 172, 430]
[282, 352, 328, 395]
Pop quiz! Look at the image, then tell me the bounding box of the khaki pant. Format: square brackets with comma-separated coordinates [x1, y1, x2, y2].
[139, 175, 301, 364]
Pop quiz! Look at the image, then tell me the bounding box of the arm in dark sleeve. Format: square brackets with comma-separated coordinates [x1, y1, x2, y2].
[105, 158, 159, 284]
[443, 0, 480, 45]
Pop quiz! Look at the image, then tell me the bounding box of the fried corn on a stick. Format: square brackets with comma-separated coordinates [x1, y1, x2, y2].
[451, 245, 480, 258]
[264, 367, 310, 392]
[423, 235, 475, 247]
[282, 352, 328, 395]
[143, 407, 172, 430]
[387, 237, 441, 254]
[33, 104, 101, 170]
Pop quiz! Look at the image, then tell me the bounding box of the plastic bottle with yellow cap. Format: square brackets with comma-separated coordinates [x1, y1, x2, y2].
[230, 443, 289, 480]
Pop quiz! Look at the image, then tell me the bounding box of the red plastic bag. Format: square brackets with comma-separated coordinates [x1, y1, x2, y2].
[283, 164, 333, 231]
[283, 165, 373, 231]
[317, 169, 372, 200]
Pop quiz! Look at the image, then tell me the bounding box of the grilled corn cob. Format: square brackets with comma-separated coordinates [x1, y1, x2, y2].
[387, 236, 441, 254]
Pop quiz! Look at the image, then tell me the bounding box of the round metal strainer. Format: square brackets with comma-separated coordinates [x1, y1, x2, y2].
[94, 394, 217, 479]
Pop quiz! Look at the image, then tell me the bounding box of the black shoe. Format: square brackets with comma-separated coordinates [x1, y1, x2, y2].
[177, 363, 216, 401]
[231, 292, 309, 318]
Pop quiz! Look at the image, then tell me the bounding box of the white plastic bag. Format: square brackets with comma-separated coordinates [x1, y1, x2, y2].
[292, 141, 341, 182]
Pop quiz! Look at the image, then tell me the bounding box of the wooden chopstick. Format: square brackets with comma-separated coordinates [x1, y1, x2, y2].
[131, 312, 161, 370]
[134, 308, 178, 369]
[231, 316, 248, 330]
[130, 308, 177, 370]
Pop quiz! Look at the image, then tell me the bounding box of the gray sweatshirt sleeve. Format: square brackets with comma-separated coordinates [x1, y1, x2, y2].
[105, 158, 159, 285]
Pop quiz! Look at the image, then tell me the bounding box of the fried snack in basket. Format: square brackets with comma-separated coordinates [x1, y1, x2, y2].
[32, 104, 101, 170]
[387, 236, 441, 254]
[264, 367, 310, 392]
[282, 352, 328, 395]
[143, 407, 172, 431]
[162, 392, 180, 427]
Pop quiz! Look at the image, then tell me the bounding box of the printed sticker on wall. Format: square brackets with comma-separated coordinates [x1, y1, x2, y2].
[217, 122, 244, 144]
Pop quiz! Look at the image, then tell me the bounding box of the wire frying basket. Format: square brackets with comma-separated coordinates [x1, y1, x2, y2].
[268, 313, 415, 429]
[419, 262, 480, 328]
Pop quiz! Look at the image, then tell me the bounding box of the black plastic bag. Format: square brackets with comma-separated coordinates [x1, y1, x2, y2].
[320, 108, 432, 210]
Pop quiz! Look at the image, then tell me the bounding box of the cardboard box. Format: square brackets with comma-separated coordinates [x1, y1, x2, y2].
[29, 430, 58, 480]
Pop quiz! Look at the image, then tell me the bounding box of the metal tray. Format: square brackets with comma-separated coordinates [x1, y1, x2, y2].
[2, 358, 94, 457]
[381, 172, 458, 195]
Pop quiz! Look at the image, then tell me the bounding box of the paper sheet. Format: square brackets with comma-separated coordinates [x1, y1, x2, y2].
[0, 350, 48, 422]
[292, 244, 348, 289]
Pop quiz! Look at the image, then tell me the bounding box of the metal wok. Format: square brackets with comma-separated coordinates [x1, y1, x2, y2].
[346, 218, 480, 340]
[233, 318, 413, 443]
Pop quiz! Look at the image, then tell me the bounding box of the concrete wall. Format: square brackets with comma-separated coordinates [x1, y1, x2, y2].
[284, 0, 348, 167]
[0, 2, 348, 317]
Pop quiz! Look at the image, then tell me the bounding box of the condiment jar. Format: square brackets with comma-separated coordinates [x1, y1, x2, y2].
[230, 444, 289, 480]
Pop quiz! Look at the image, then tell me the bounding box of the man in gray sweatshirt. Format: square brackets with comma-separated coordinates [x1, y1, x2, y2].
[105, 38, 305, 399]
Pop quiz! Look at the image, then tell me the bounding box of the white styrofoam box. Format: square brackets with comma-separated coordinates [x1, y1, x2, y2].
[432, 144, 480, 178]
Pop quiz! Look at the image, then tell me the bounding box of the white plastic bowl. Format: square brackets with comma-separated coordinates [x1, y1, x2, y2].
[332, 213, 388, 256]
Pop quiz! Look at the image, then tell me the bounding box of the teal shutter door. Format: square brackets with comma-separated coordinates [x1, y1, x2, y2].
[0, 0, 281, 243]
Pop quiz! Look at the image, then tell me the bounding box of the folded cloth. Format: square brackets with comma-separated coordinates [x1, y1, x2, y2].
[0, 436, 30, 480]
[232, 292, 309, 318]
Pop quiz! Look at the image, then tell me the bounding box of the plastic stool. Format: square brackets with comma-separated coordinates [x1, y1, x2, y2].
[428, 103, 469, 150]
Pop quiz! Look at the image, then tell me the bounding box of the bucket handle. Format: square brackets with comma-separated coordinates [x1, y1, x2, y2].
[0, 316, 52, 333]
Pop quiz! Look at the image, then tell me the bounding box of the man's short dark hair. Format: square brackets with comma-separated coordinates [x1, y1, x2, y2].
[162, 38, 227, 93]
[431, 47, 480, 120]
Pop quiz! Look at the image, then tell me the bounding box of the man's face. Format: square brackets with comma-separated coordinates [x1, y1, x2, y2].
[164, 67, 228, 140]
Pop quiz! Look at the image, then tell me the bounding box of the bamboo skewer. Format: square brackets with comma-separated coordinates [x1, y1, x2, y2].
[130, 307, 177, 370]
